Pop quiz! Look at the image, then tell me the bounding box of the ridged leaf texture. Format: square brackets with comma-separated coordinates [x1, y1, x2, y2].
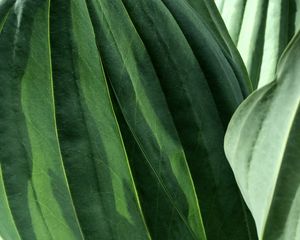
[0, 0, 256, 239]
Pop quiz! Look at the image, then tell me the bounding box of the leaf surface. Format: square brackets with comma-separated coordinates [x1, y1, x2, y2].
[0, 169, 21, 240]
[86, 0, 257, 239]
[0, 1, 84, 239]
[84, 0, 207, 239]
[218, 0, 300, 88]
[50, 0, 150, 239]
[0, 0, 262, 239]
[225, 32, 300, 240]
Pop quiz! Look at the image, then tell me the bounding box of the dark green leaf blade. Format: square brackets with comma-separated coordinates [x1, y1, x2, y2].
[0, 0, 84, 239]
[147, 0, 256, 238]
[85, 0, 207, 239]
[0, 0, 14, 32]
[50, 0, 150, 239]
[186, 0, 252, 93]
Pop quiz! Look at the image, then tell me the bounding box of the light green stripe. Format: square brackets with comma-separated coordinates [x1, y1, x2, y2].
[0, 168, 22, 240]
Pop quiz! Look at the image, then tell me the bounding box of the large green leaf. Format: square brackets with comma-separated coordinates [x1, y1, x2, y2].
[225, 31, 300, 239]
[0, 169, 21, 240]
[218, 0, 300, 89]
[0, 1, 84, 239]
[86, 0, 256, 239]
[50, 0, 150, 239]
[0, 0, 14, 32]
[0, 0, 149, 239]
[217, 0, 246, 44]
[84, 1, 206, 239]
[185, 0, 253, 93]
[0, 0, 258, 239]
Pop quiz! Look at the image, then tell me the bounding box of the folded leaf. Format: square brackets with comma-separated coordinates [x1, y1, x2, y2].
[225, 32, 300, 240]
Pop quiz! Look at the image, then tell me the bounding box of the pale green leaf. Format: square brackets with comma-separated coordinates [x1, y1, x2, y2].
[218, 0, 300, 89]
[225, 32, 300, 240]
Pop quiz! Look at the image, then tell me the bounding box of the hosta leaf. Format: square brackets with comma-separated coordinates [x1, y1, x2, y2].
[225, 32, 300, 240]
[85, 1, 206, 239]
[158, 0, 256, 238]
[50, 0, 150, 239]
[218, 0, 246, 44]
[0, 0, 260, 239]
[162, 0, 243, 124]
[86, 0, 256, 239]
[219, 0, 300, 89]
[0, 0, 84, 239]
[185, 0, 253, 94]
[0, 0, 14, 32]
[215, 0, 224, 11]
[0, 0, 149, 239]
[0, 169, 21, 240]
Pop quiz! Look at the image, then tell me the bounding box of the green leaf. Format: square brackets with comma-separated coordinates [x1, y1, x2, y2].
[0, 0, 14, 32]
[0, 0, 260, 239]
[0, 0, 84, 239]
[0, 168, 21, 240]
[0, 0, 151, 239]
[185, 0, 253, 94]
[218, 0, 300, 89]
[86, 0, 256, 239]
[215, 0, 224, 12]
[159, 1, 256, 238]
[84, 1, 206, 239]
[219, 0, 246, 44]
[225, 31, 300, 240]
[50, 0, 150, 239]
